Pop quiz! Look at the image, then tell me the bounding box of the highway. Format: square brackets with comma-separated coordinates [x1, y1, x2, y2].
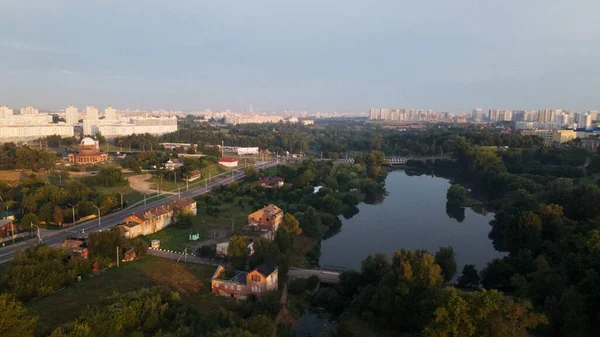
[0, 161, 277, 264]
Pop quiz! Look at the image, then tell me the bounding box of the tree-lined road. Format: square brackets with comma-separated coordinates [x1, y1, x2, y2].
[0, 161, 277, 264]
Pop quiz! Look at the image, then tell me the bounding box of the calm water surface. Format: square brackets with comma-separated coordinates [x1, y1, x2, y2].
[320, 170, 506, 272]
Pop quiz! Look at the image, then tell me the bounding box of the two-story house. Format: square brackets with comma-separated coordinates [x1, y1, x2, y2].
[247, 204, 283, 232]
[211, 263, 278, 300]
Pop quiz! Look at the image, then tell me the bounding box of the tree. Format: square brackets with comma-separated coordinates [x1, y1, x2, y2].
[423, 288, 475, 337]
[282, 213, 302, 235]
[435, 246, 457, 283]
[39, 202, 54, 223]
[242, 314, 275, 337]
[424, 288, 547, 337]
[0, 294, 37, 337]
[228, 235, 248, 269]
[20, 213, 40, 231]
[447, 184, 468, 205]
[458, 264, 480, 288]
[133, 239, 148, 257]
[53, 205, 64, 226]
[298, 207, 323, 239]
[174, 211, 193, 229]
[360, 253, 390, 286]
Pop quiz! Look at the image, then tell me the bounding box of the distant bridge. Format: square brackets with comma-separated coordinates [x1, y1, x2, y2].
[386, 157, 408, 165]
[288, 267, 341, 284]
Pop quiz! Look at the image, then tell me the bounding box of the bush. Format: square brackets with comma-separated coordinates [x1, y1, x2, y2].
[306, 275, 320, 291]
[289, 278, 308, 294]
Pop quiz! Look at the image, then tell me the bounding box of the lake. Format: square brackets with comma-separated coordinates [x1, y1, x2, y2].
[320, 170, 505, 274]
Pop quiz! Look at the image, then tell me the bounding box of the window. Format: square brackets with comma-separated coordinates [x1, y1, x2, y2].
[251, 275, 261, 282]
[237, 285, 241, 291]
[225, 284, 228, 289]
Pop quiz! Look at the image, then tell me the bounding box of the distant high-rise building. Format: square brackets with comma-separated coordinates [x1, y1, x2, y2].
[472, 108, 483, 122]
[65, 105, 79, 124]
[0, 106, 14, 119]
[498, 110, 512, 121]
[20, 106, 39, 115]
[104, 106, 117, 120]
[488, 109, 499, 122]
[85, 106, 99, 121]
[369, 109, 381, 120]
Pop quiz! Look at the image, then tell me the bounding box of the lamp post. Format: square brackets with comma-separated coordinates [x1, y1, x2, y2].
[67, 203, 76, 224]
[31, 223, 41, 244]
[117, 191, 123, 210]
[93, 205, 101, 231]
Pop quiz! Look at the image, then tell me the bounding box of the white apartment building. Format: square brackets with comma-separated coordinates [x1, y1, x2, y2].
[0, 106, 14, 118]
[224, 115, 284, 125]
[93, 116, 178, 137]
[0, 124, 74, 140]
[20, 106, 39, 115]
[85, 106, 99, 121]
[65, 105, 79, 124]
[104, 106, 117, 120]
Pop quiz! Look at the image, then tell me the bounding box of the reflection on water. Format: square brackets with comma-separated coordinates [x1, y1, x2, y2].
[320, 170, 506, 272]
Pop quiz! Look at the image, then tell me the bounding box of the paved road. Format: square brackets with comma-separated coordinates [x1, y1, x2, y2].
[0, 161, 277, 264]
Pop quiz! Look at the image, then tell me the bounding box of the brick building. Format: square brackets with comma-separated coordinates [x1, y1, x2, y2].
[68, 137, 108, 164]
[211, 263, 278, 299]
[248, 204, 283, 232]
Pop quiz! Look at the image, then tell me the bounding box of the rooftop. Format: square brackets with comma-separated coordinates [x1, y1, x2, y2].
[254, 262, 277, 277]
[219, 157, 238, 163]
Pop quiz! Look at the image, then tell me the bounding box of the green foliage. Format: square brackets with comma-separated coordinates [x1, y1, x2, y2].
[282, 212, 302, 235]
[173, 211, 193, 229]
[435, 246, 457, 283]
[87, 228, 130, 266]
[446, 184, 468, 205]
[458, 264, 481, 288]
[20, 213, 40, 230]
[0, 245, 89, 301]
[423, 288, 547, 337]
[228, 235, 248, 269]
[0, 294, 37, 337]
[49, 287, 210, 337]
[132, 239, 148, 257]
[15, 146, 56, 172]
[83, 167, 126, 187]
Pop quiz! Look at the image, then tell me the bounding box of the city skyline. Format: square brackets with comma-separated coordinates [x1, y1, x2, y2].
[2, 1, 600, 111]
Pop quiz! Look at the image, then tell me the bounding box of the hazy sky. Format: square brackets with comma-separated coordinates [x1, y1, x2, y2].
[1, 0, 600, 112]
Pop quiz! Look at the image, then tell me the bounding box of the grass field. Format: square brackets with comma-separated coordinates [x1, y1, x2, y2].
[140, 226, 206, 251]
[196, 199, 252, 233]
[26, 256, 228, 337]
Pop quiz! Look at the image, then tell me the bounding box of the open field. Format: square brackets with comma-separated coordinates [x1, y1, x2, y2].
[26, 256, 228, 337]
[140, 225, 207, 251]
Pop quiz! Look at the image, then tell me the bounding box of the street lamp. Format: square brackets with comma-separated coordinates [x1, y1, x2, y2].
[117, 191, 123, 210]
[30, 222, 42, 244]
[93, 205, 101, 231]
[67, 203, 76, 224]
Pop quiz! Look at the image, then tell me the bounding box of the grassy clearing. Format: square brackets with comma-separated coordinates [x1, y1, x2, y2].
[93, 184, 145, 206]
[26, 256, 228, 337]
[140, 226, 206, 252]
[0, 170, 47, 182]
[196, 199, 251, 233]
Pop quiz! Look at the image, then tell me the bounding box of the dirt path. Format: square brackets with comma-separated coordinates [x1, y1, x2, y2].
[127, 174, 175, 195]
[271, 282, 289, 337]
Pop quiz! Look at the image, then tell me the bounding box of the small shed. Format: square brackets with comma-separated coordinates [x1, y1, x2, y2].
[151, 240, 160, 249]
